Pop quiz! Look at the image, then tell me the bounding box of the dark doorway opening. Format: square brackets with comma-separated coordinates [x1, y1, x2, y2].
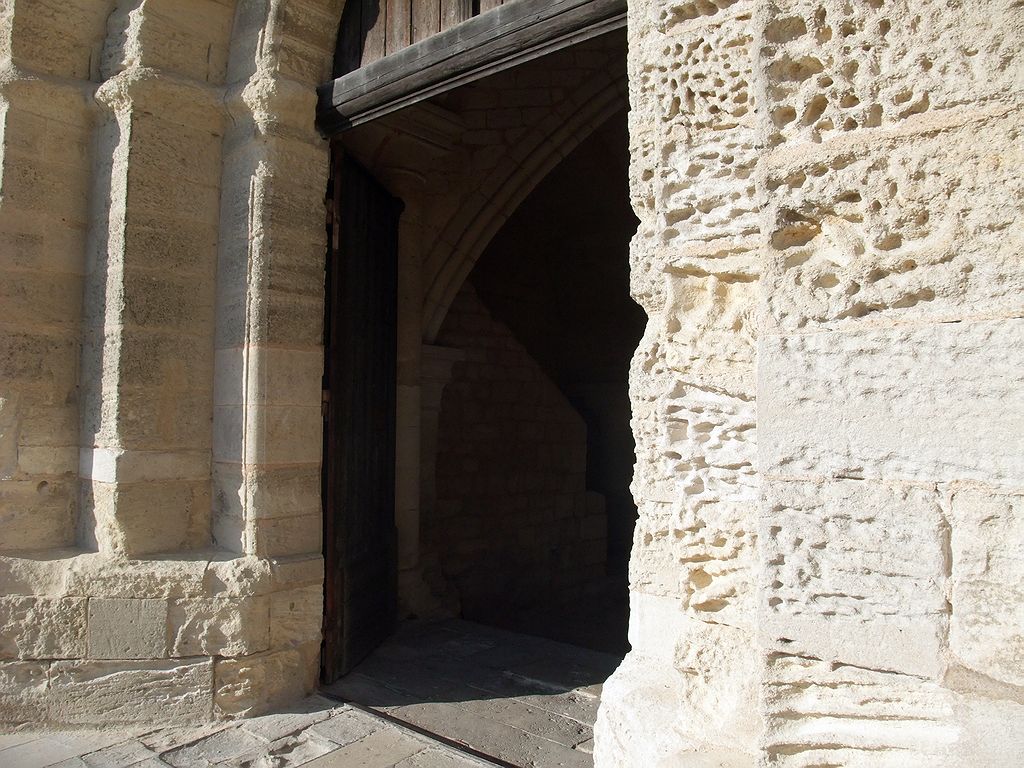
[319, 21, 636, 766]
[423, 110, 642, 656]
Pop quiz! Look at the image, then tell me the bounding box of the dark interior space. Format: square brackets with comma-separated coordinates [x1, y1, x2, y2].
[426, 109, 644, 655]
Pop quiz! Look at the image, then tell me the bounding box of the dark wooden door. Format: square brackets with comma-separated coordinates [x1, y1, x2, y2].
[322, 145, 402, 683]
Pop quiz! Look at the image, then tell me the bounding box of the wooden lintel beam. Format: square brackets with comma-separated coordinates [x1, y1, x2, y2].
[316, 0, 626, 134]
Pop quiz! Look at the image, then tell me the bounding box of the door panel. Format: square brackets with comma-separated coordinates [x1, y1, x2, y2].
[322, 145, 402, 683]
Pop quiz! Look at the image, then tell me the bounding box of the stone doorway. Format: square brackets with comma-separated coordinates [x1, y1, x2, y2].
[319, 25, 635, 763]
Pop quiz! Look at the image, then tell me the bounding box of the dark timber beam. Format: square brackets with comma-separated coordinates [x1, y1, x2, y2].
[316, 0, 626, 134]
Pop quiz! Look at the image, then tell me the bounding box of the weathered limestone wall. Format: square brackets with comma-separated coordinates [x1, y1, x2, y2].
[0, 0, 339, 725]
[754, 0, 1024, 764]
[595, 0, 1024, 766]
[429, 283, 606, 618]
[2, 0, 1021, 756]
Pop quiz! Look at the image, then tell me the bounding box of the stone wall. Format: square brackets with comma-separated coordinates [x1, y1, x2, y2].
[595, 0, 1024, 766]
[429, 283, 606, 619]
[0, 0, 341, 724]
[0, 0, 1021, 759]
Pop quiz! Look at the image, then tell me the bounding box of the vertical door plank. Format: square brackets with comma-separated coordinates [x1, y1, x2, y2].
[321, 148, 402, 683]
[411, 0, 441, 42]
[361, 0, 388, 66]
[440, 0, 472, 31]
[386, 0, 412, 54]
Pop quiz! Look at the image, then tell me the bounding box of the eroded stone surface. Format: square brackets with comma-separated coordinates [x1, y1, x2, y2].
[949, 488, 1024, 688]
[760, 479, 948, 677]
[0, 596, 86, 660]
[759, 319, 1024, 485]
[0, 0, 1022, 763]
[49, 659, 214, 724]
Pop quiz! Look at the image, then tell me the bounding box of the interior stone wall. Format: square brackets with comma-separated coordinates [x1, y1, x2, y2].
[429, 282, 606, 619]
[595, 0, 1024, 766]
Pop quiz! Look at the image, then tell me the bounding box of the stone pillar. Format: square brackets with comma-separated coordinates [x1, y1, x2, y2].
[0, 0, 339, 727]
[206, 0, 344, 717]
[419, 344, 465, 536]
[595, 2, 762, 766]
[0, 2, 113, 551]
[392, 173, 425, 577]
[211, 2, 339, 561]
[80, 69, 224, 555]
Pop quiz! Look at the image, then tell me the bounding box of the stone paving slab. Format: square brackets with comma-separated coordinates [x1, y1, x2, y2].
[324, 620, 622, 768]
[0, 621, 617, 768]
[0, 697, 490, 768]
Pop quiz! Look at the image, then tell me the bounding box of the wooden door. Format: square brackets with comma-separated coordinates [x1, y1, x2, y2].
[322, 145, 402, 683]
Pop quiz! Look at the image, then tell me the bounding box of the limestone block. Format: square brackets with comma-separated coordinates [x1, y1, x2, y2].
[49, 659, 213, 724]
[214, 646, 318, 718]
[16, 445, 78, 477]
[119, 268, 215, 333]
[94, 68, 224, 133]
[0, 597, 86, 659]
[87, 598, 168, 660]
[270, 585, 323, 650]
[761, 654, 957, 765]
[595, 655, 694, 768]
[760, 318, 1024, 485]
[948, 692, 1024, 768]
[761, 109, 1024, 332]
[0, 331, 78, 390]
[0, 269, 83, 328]
[123, 218, 217, 275]
[949, 487, 1024, 687]
[757, 0, 1024, 148]
[213, 405, 322, 465]
[269, 555, 325, 591]
[0, 661, 48, 723]
[264, 291, 328, 348]
[0, 551, 77, 596]
[169, 596, 270, 657]
[105, 389, 214, 453]
[117, 0, 234, 84]
[252, 514, 322, 558]
[598, 595, 759, 766]
[0, 149, 89, 218]
[80, 448, 211, 485]
[257, 175, 330, 251]
[204, 556, 274, 597]
[657, 382, 757, 502]
[214, 347, 323, 408]
[86, 478, 210, 557]
[657, 125, 760, 248]
[662, 263, 759, 395]
[126, 168, 221, 228]
[0, 94, 92, 172]
[4, 0, 111, 79]
[65, 554, 208, 599]
[760, 479, 947, 678]
[111, 329, 215, 394]
[0, 478, 75, 551]
[211, 495, 245, 554]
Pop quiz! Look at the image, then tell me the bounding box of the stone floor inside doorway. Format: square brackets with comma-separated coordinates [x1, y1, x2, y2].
[1, 620, 621, 768]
